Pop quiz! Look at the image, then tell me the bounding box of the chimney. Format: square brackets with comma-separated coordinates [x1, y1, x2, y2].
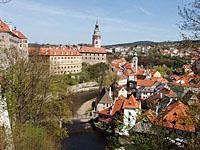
[160, 93, 163, 99]
[9, 24, 13, 31]
[156, 105, 159, 116]
[109, 87, 112, 100]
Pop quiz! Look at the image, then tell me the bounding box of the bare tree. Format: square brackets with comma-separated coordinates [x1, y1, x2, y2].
[179, 0, 200, 39]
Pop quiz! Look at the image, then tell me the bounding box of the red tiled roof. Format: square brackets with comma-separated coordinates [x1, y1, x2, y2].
[29, 47, 81, 56]
[0, 19, 10, 32]
[137, 79, 156, 87]
[124, 63, 133, 70]
[152, 77, 168, 83]
[0, 20, 27, 39]
[149, 69, 157, 75]
[98, 108, 111, 116]
[79, 46, 106, 54]
[137, 68, 145, 76]
[156, 101, 195, 132]
[123, 95, 140, 109]
[12, 30, 27, 39]
[110, 96, 125, 116]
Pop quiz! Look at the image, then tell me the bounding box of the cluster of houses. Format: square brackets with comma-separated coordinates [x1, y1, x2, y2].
[93, 52, 200, 138]
[160, 47, 200, 59]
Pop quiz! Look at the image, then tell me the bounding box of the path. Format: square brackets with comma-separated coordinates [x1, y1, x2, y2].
[69, 98, 95, 123]
[76, 99, 95, 116]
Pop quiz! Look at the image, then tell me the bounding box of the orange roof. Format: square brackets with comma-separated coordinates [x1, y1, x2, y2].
[149, 69, 157, 75]
[79, 46, 106, 54]
[0, 19, 10, 32]
[137, 79, 156, 87]
[156, 101, 195, 132]
[123, 95, 140, 109]
[12, 30, 27, 39]
[137, 68, 145, 76]
[110, 96, 125, 116]
[98, 108, 111, 116]
[124, 63, 133, 70]
[124, 69, 132, 77]
[152, 77, 168, 83]
[0, 20, 27, 39]
[29, 47, 81, 56]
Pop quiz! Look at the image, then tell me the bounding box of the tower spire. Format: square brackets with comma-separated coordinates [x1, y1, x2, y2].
[92, 20, 101, 48]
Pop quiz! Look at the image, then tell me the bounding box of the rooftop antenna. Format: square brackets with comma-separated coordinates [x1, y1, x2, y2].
[0, 0, 12, 4]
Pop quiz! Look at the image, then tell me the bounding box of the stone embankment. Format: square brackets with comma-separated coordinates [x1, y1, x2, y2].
[68, 82, 99, 93]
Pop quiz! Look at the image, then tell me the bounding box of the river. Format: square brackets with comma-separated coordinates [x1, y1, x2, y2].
[61, 90, 107, 150]
[61, 124, 107, 150]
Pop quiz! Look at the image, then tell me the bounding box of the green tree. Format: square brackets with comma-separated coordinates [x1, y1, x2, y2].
[0, 47, 71, 149]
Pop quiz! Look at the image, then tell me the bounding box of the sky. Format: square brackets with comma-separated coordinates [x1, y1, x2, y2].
[0, 0, 189, 45]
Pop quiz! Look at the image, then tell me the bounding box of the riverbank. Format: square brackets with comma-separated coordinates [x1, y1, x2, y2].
[61, 89, 108, 150]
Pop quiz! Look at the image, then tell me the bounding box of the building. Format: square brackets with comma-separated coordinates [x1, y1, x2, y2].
[79, 21, 107, 65]
[95, 87, 113, 112]
[0, 20, 28, 69]
[122, 95, 141, 135]
[0, 20, 28, 52]
[29, 47, 82, 75]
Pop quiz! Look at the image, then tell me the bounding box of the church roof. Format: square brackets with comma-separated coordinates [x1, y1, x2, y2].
[93, 21, 101, 35]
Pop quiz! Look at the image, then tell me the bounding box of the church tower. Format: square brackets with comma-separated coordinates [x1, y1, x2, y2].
[92, 20, 101, 48]
[132, 52, 138, 73]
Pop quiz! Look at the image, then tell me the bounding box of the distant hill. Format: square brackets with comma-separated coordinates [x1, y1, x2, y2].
[104, 40, 200, 48]
[105, 41, 156, 48]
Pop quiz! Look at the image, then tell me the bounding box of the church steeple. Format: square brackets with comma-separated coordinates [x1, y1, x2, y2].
[92, 20, 101, 48]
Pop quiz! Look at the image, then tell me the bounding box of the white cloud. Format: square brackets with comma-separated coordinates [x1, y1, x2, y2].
[138, 7, 152, 16]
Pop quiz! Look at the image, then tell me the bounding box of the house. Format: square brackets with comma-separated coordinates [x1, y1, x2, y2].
[182, 90, 200, 106]
[183, 64, 192, 73]
[117, 75, 127, 86]
[95, 87, 113, 112]
[0, 19, 28, 51]
[0, 20, 28, 69]
[150, 69, 162, 78]
[118, 87, 128, 98]
[143, 88, 177, 115]
[152, 101, 196, 133]
[122, 95, 141, 135]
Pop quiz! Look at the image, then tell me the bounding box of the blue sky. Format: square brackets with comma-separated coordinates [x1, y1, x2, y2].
[0, 0, 188, 45]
